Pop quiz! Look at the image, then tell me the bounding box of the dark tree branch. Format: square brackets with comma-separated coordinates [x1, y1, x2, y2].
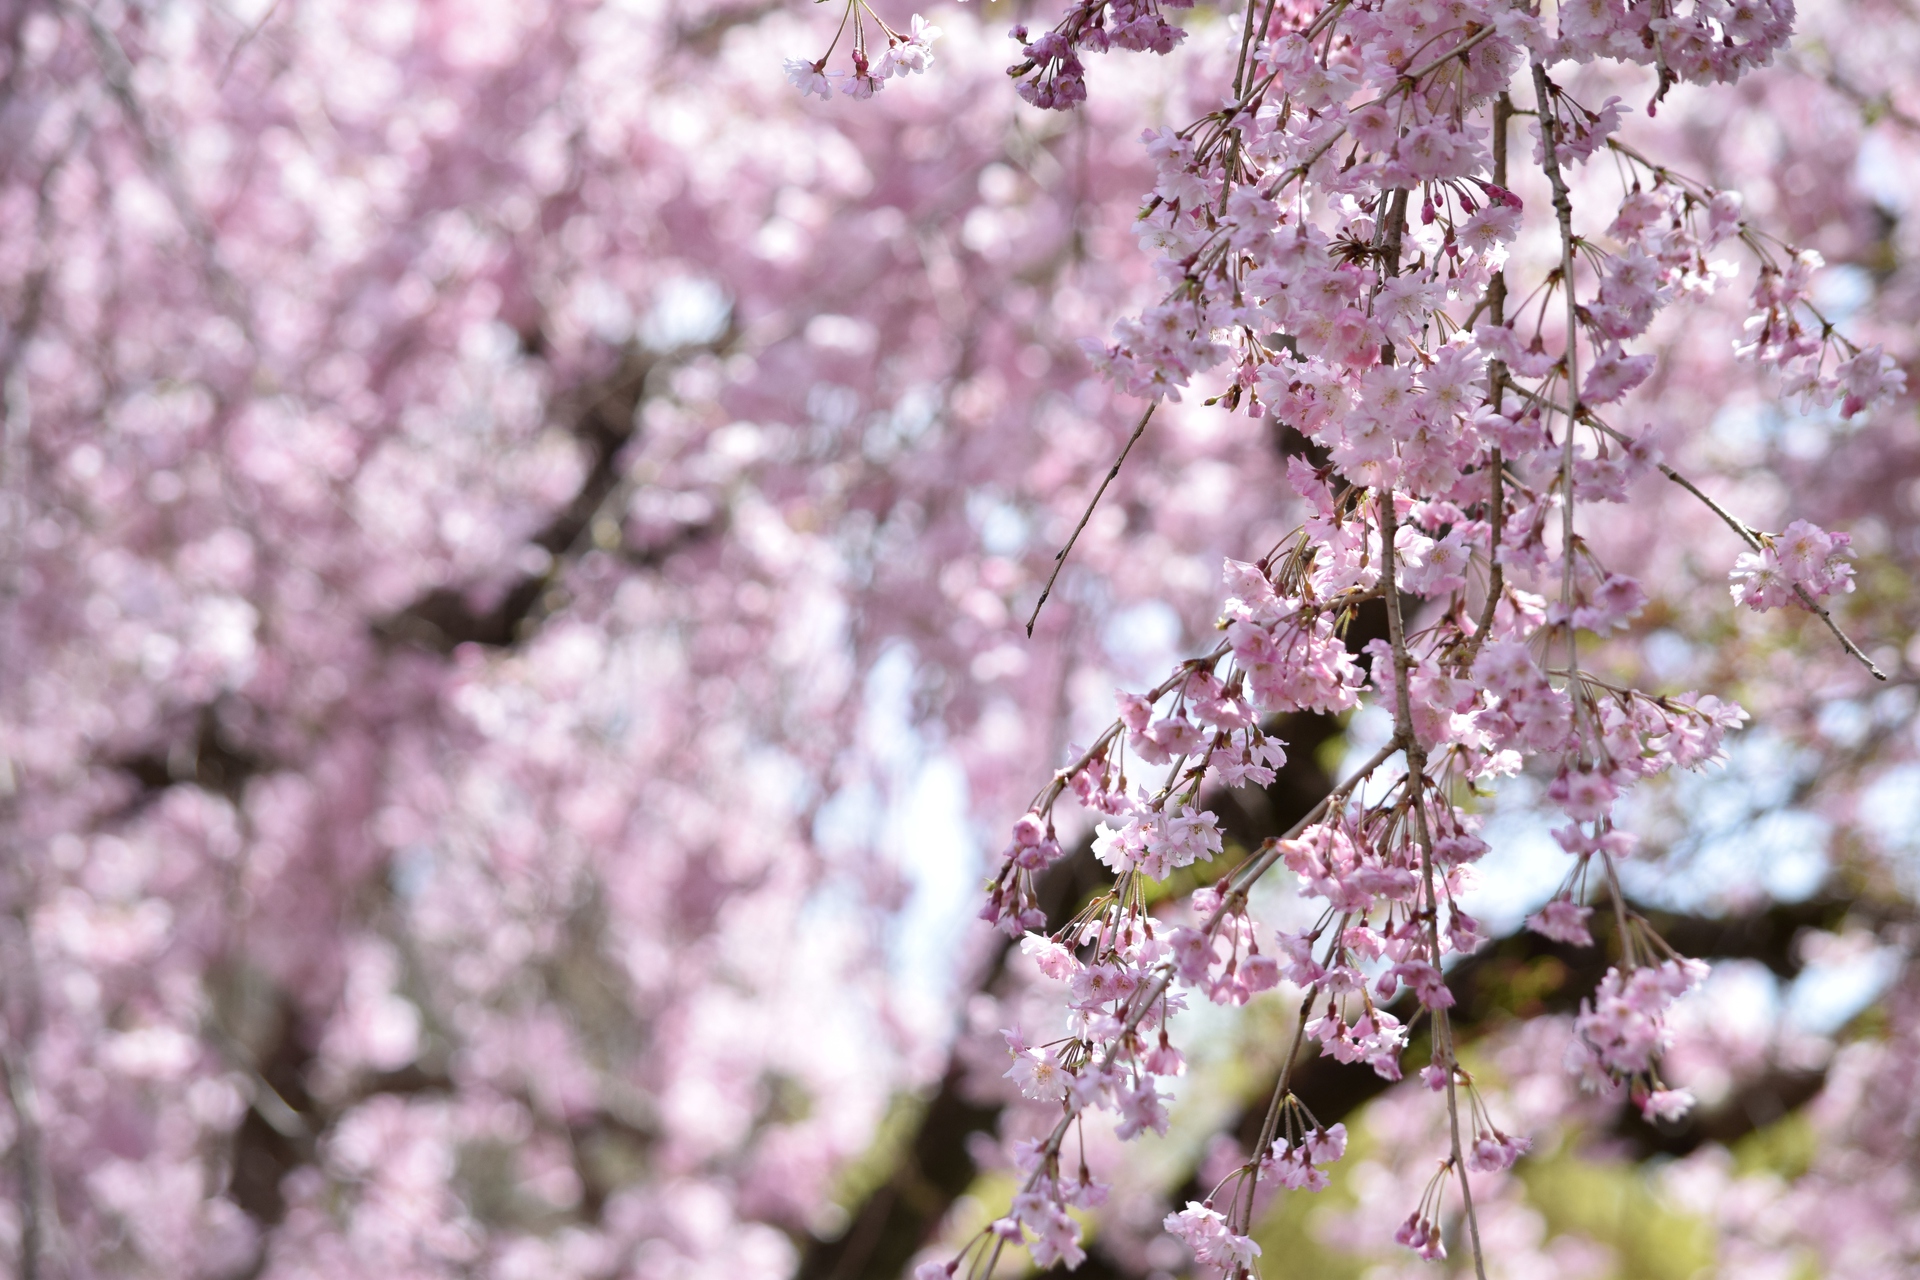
[112, 699, 272, 809]
[111, 340, 724, 802]
[376, 348, 662, 653]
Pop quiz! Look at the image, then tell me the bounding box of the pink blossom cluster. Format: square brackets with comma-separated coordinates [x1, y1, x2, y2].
[1163, 1200, 1262, 1275]
[981, 913, 1189, 1265]
[1005, 0, 1203, 109]
[1739, 249, 1909, 417]
[1549, 0, 1793, 87]
[910, 0, 1909, 1268]
[1570, 958, 1709, 1103]
[786, 11, 942, 100]
[1265, 1120, 1348, 1190]
[1730, 518, 1857, 611]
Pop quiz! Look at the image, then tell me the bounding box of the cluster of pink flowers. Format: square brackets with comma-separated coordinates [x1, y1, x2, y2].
[1164, 1200, 1263, 1276]
[981, 636, 1295, 937]
[1550, 0, 1794, 87]
[885, 0, 1902, 1268]
[1731, 518, 1857, 610]
[1739, 248, 1909, 416]
[977, 913, 1188, 1265]
[1266, 1120, 1349, 1190]
[786, 8, 941, 100]
[1567, 952, 1725, 1131]
[775, 0, 1917, 1263]
[1570, 959, 1709, 1102]
[1006, 0, 1199, 109]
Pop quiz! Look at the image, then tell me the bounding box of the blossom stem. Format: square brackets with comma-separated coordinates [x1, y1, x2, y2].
[1463, 92, 1511, 672]
[1532, 62, 1584, 711]
[1234, 984, 1321, 1231]
[1601, 852, 1638, 969]
[1230, 0, 1262, 103]
[1380, 484, 1488, 1280]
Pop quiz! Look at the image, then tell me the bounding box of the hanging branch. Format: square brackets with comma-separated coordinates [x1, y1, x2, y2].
[1027, 403, 1156, 636]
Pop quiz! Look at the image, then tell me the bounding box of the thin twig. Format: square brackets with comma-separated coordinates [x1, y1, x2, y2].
[1462, 92, 1511, 671]
[1026, 403, 1155, 636]
[1651, 464, 1890, 680]
[1230, 0, 1263, 103]
[1365, 164, 1486, 1280]
[1600, 853, 1638, 969]
[1379, 488, 1489, 1280]
[1532, 62, 1584, 705]
[217, 0, 285, 86]
[1402, 22, 1496, 83]
[1232, 986, 1321, 1233]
